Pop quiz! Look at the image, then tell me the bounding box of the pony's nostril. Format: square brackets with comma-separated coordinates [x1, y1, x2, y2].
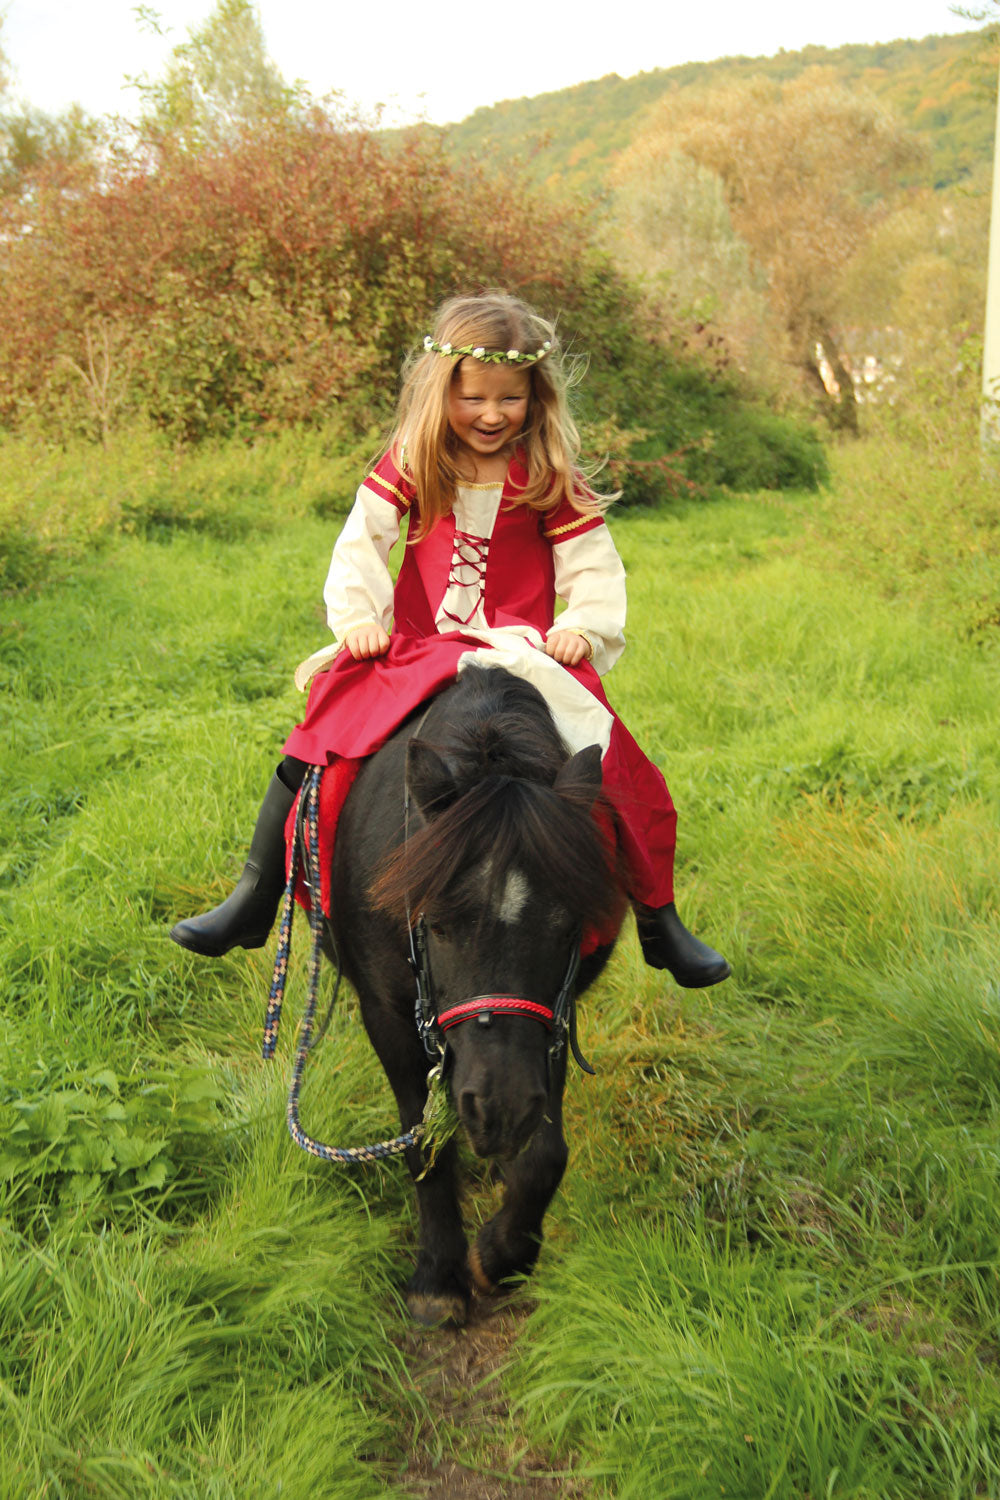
[459, 1089, 486, 1128]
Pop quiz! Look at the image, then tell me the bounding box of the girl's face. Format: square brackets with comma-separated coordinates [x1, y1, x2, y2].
[446, 358, 530, 462]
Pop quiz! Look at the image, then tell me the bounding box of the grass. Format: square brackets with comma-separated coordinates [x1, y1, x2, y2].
[510, 1220, 1000, 1498]
[0, 419, 376, 593]
[510, 433, 1000, 1497]
[2, 421, 999, 1495]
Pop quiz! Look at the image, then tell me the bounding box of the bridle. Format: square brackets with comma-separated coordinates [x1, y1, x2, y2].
[406, 908, 592, 1075]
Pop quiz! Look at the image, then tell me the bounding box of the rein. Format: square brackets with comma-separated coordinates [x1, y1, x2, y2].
[263, 765, 427, 1163]
[263, 725, 597, 1166]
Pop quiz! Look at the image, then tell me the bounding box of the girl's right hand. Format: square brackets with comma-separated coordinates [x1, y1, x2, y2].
[343, 624, 391, 660]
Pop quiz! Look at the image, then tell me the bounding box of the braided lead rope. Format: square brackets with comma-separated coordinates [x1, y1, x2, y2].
[263, 764, 426, 1165]
[261, 778, 306, 1060]
[401, 705, 444, 1062]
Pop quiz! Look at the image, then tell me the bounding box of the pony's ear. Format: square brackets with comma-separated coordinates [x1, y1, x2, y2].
[554, 744, 603, 808]
[407, 739, 459, 818]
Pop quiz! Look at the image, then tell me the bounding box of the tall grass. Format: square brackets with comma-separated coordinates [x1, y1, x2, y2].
[512, 434, 1000, 1496]
[511, 1220, 1000, 1499]
[2, 423, 999, 1494]
[1, 512, 417, 1495]
[0, 420, 373, 593]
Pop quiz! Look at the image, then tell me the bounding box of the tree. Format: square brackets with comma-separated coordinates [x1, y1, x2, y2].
[0, 17, 10, 102]
[951, 4, 1000, 38]
[0, 17, 98, 197]
[0, 103, 98, 196]
[132, 0, 295, 151]
[0, 99, 826, 492]
[842, 181, 988, 352]
[613, 69, 925, 427]
[604, 146, 785, 395]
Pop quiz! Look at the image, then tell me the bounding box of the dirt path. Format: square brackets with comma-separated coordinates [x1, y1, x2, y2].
[397, 1292, 589, 1500]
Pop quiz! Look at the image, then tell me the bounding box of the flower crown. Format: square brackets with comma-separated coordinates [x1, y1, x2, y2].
[422, 335, 553, 365]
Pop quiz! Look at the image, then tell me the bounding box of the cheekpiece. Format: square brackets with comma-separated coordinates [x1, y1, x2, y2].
[422, 336, 553, 365]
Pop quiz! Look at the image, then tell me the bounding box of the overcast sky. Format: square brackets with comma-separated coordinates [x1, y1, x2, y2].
[1, 0, 985, 128]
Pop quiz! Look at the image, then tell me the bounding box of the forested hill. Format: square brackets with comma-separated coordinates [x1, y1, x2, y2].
[438, 30, 996, 195]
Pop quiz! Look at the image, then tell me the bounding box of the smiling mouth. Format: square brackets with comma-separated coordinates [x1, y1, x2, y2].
[474, 428, 505, 441]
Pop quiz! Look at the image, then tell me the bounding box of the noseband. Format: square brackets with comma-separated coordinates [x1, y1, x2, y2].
[439, 997, 560, 1031]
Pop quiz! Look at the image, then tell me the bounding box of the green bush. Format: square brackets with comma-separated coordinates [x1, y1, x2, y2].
[570, 303, 828, 500]
[0, 518, 50, 593]
[583, 398, 827, 506]
[0, 1062, 232, 1228]
[702, 405, 829, 491]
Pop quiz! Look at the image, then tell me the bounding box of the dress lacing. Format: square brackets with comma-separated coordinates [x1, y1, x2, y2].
[437, 530, 491, 627]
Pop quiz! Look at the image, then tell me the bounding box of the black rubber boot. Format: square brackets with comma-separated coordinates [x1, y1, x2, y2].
[170, 771, 296, 957]
[634, 902, 731, 987]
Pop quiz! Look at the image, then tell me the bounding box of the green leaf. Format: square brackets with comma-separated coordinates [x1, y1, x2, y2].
[13, 1097, 69, 1144]
[62, 1172, 101, 1202]
[133, 1158, 172, 1191]
[112, 1135, 168, 1172]
[66, 1137, 117, 1174]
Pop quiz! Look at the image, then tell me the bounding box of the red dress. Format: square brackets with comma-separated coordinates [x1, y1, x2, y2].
[283, 451, 676, 906]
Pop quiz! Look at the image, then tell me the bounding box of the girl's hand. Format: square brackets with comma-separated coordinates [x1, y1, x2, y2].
[343, 624, 391, 660]
[544, 630, 593, 667]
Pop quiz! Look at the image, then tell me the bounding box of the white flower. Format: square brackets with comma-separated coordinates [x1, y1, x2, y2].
[423, 335, 433, 349]
[440, 341, 452, 354]
[473, 347, 485, 359]
[507, 348, 520, 360]
[536, 348, 546, 358]
[543, 341, 552, 351]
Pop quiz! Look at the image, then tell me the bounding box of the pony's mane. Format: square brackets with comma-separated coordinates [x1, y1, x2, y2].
[371, 670, 624, 928]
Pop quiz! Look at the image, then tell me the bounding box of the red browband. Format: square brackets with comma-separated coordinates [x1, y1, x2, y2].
[436, 996, 555, 1031]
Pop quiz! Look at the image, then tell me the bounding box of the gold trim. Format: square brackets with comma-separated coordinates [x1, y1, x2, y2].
[543, 513, 599, 539]
[456, 480, 504, 491]
[366, 473, 411, 510]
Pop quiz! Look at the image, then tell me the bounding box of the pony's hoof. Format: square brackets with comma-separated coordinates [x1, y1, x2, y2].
[468, 1244, 497, 1295]
[406, 1289, 468, 1327]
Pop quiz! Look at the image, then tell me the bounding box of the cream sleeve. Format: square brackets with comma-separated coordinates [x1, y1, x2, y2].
[550, 523, 627, 676]
[323, 483, 403, 642]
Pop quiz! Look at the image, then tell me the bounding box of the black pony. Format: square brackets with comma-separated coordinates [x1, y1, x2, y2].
[327, 664, 627, 1325]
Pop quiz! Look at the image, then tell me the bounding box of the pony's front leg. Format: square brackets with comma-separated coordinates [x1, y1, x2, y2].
[363, 1004, 470, 1326]
[469, 1055, 568, 1293]
[402, 1132, 469, 1326]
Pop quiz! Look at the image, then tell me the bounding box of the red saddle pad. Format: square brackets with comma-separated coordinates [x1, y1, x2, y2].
[283, 759, 362, 918]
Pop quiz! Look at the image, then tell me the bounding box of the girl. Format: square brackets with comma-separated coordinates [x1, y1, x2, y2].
[170, 292, 730, 987]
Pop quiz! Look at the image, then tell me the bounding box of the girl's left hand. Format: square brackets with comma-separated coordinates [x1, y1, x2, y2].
[544, 630, 593, 666]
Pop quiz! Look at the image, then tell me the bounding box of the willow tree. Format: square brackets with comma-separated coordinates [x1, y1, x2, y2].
[614, 68, 924, 428]
[606, 147, 783, 394]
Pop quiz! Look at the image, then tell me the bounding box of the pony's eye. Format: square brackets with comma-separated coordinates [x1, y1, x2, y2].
[428, 921, 449, 941]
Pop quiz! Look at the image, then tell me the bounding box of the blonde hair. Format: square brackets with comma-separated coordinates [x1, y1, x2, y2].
[387, 291, 611, 539]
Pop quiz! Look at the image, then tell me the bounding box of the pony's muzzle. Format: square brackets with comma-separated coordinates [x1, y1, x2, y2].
[458, 1082, 547, 1159]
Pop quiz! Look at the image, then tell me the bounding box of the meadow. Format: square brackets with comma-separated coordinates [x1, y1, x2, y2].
[1, 419, 999, 1497]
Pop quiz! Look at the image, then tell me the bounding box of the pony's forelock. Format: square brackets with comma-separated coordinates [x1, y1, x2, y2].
[370, 773, 621, 932]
